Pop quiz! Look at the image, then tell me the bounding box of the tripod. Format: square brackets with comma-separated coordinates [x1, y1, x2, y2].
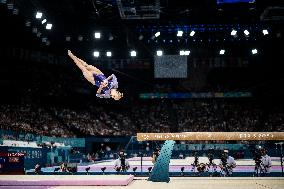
[207, 161, 217, 175]
[191, 156, 199, 173]
[275, 142, 284, 177]
[254, 160, 262, 177]
[220, 160, 229, 177]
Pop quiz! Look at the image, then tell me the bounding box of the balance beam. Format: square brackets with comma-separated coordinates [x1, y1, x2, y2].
[137, 132, 284, 141]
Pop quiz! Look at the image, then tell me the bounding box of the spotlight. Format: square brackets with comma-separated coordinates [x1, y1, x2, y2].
[251, 48, 258, 54]
[262, 29, 269, 35]
[108, 34, 114, 41]
[7, 3, 13, 10]
[231, 29, 237, 36]
[12, 8, 18, 15]
[94, 32, 101, 39]
[93, 51, 100, 57]
[244, 30, 250, 36]
[78, 35, 83, 41]
[219, 49, 225, 55]
[25, 21, 31, 27]
[130, 50, 136, 57]
[156, 50, 163, 56]
[36, 12, 42, 19]
[133, 167, 137, 173]
[32, 27, 37, 33]
[46, 23, 52, 30]
[180, 50, 190, 56]
[106, 51, 112, 57]
[184, 50, 190, 55]
[66, 36, 71, 42]
[177, 30, 183, 37]
[41, 19, 47, 24]
[190, 31, 195, 37]
[138, 34, 144, 40]
[154, 32, 160, 37]
[36, 32, 41, 37]
[42, 37, 47, 43]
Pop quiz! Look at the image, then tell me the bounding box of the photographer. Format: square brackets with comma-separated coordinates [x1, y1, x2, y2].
[152, 148, 161, 164]
[207, 148, 217, 173]
[191, 150, 200, 172]
[253, 146, 263, 176]
[219, 150, 236, 177]
[114, 151, 130, 172]
[208, 148, 214, 166]
[260, 148, 272, 176]
[34, 164, 42, 174]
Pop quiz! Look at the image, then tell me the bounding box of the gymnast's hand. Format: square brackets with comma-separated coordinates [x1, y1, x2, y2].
[100, 80, 108, 88]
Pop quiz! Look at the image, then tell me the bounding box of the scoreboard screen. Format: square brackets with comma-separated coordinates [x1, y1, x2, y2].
[154, 55, 187, 78]
[0, 152, 25, 174]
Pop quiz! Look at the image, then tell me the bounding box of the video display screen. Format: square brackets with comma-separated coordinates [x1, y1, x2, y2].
[217, 0, 255, 4]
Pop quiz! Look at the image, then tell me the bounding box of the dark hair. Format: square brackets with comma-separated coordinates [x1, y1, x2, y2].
[154, 147, 160, 152]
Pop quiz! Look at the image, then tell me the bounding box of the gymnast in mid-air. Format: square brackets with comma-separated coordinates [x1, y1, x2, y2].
[68, 50, 123, 100]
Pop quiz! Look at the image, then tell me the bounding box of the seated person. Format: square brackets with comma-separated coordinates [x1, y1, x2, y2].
[152, 148, 161, 164]
[34, 164, 42, 174]
[114, 151, 130, 172]
[60, 162, 68, 172]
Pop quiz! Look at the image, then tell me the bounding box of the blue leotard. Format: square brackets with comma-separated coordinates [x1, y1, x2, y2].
[93, 74, 118, 98]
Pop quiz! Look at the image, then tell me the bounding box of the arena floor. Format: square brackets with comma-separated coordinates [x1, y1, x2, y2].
[0, 176, 283, 189]
[54, 178, 284, 189]
[32, 157, 283, 174]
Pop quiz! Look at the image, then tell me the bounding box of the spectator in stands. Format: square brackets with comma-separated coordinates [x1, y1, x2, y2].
[0, 100, 283, 137]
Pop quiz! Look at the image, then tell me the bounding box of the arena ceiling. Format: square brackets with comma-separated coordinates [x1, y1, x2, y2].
[1, 0, 284, 57]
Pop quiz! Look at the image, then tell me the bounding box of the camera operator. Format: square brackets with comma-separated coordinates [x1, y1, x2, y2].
[219, 150, 236, 177]
[193, 151, 199, 166]
[60, 162, 69, 172]
[207, 148, 217, 173]
[114, 151, 130, 172]
[253, 146, 263, 176]
[260, 148, 272, 176]
[191, 150, 200, 172]
[152, 148, 161, 164]
[34, 164, 42, 174]
[208, 148, 214, 166]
